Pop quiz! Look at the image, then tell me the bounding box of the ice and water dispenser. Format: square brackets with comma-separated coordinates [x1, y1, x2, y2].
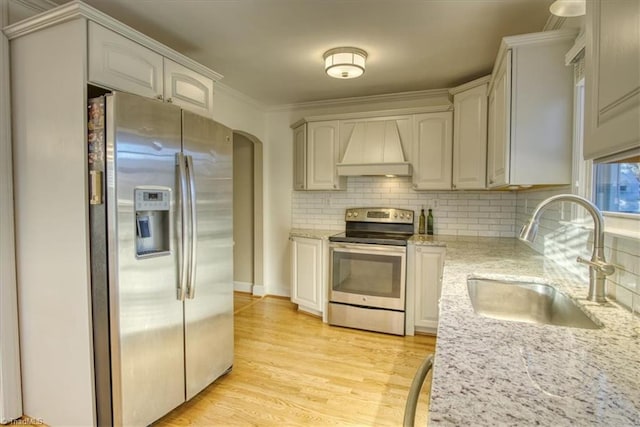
[134, 188, 170, 257]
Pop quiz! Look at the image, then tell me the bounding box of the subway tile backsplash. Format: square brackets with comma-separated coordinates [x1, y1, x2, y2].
[291, 176, 516, 236]
[292, 178, 640, 313]
[516, 187, 640, 313]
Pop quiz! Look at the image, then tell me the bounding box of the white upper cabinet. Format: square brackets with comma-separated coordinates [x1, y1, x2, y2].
[451, 77, 489, 190]
[89, 22, 163, 99]
[163, 59, 214, 117]
[292, 120, 345, 191]
[307, 121, 344, 190]
[584, 0, 640, 160]
[88, 22, 215, 117]
[412, 111, 453, 190]
[487, 54, 510, 188]
[293, 123, 307, 190]
[486, 30, 576, 189]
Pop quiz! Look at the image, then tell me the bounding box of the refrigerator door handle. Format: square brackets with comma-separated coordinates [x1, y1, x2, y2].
[186, 155, 198, 299]
[176, 152, 189, 301]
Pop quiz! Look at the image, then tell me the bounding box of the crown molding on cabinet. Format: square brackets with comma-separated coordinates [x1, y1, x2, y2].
[270, 87, 451, 113]
[488, 28, 578, 95]
[3, 0, 223, 82]
[543, 14, 567, 31]
[448, 75, 491, 96]
[290, 104, 452, 129]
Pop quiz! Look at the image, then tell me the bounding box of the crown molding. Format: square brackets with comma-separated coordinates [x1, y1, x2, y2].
[290, 104, 452, 128]
[214, 81, 266, 112]
[449, 75, 491, 96]
[488, 28, 579, 94]
[3, 0, 223, 81]
[543, 15, 567, 31]
[269, 87, 451, 113]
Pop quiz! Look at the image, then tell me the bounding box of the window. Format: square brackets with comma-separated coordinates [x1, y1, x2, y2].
[569, 39, 639, 238]
[594, 153, 640, 214]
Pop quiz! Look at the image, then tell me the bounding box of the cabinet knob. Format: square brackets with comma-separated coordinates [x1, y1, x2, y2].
[489, 179, 494, 184]
[333, 184, 337, 189]
[413, 184, 418, 189]
[156, 94, 163, 101]
[452, 184, 457, 189]
[166, 98, 173, 103]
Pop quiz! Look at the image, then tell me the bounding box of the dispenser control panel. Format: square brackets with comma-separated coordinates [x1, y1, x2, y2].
[134, 188, 171, 258]
[135, 189, 170, 211]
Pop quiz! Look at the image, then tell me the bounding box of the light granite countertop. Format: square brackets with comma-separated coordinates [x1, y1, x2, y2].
[426, 236, 640, 426]
[289, 228, 341, 239]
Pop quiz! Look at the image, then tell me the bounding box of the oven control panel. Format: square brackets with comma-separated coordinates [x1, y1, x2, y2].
[345, 207, 414, 224]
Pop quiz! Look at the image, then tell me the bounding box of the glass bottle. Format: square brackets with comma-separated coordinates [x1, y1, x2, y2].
[418, 208, 425, 234]
[427, 208, 434, 235]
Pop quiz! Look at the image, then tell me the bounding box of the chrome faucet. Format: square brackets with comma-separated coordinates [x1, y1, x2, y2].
[519, 194, 614, 303]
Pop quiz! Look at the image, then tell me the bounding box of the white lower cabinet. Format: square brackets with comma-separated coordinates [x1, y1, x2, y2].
[406, 244, 446, 335]
[290, 236, 327, 316]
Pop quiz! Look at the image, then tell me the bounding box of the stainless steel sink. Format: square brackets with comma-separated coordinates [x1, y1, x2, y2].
[467, 278, 602, 329]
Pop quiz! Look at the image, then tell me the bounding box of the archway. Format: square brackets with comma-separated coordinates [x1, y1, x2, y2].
[232, 131, 264, 296]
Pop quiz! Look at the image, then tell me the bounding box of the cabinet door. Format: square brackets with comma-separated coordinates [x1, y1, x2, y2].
[487, 50, 511, 188]
[413, 247, 445, 332]
[307, 121, 342, 190]
[290, 237, 322, 311]
[412, 112, 453, 190]
[164, 58, 214, 117]
[293, 124, 307, 190]
[453, 83, 488, 190]
[88, 22, 163, 99]
[584, 0, 640, 159]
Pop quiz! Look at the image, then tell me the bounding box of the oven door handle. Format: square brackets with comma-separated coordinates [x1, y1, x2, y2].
[329, 243, 407, 255]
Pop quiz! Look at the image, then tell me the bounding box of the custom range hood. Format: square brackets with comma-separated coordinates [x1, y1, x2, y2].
[336, 119, 412, 176]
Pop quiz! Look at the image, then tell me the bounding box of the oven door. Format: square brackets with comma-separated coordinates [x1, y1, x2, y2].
[329, 242, 406, 311]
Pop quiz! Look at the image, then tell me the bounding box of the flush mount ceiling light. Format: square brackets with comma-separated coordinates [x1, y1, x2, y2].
[323, 47, 367, 79]
[549, 0, 586, 17]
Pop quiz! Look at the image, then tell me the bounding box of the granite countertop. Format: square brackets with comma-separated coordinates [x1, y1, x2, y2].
[289, 228, 341, 239]
[426, 237, 640, 426]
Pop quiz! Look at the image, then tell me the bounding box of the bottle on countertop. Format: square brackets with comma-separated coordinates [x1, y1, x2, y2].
[418, 208, 426, 235]
[427, 208, 434, 235]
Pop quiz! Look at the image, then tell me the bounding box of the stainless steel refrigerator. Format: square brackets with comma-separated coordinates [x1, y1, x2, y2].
[88, 91, 234, 426]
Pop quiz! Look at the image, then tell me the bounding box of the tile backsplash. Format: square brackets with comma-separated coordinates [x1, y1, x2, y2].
[516, 187, 640, 313]
[292, 176, 516, 236]
[292, 178, 640, 313]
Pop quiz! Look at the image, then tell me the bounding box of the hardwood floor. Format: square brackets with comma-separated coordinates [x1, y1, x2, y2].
[16, 293, 436, 426]
[157, 294, 436, 426]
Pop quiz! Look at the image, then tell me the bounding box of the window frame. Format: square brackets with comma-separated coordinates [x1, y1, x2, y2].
[569, 38, 640, 239]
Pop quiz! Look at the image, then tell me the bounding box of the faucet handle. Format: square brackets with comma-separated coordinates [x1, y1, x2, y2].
[576, 256, 615, 276]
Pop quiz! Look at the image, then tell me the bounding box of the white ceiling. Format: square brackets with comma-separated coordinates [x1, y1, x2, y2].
[52, 0, 557, 106]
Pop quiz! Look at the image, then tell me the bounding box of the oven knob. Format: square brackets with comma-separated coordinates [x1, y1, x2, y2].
[394, 214, 398, 218]
[353, 212, 359, 217]
[347, 212, 352, 218]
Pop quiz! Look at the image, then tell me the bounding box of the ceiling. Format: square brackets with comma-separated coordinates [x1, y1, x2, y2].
[52, 0, 557, 106]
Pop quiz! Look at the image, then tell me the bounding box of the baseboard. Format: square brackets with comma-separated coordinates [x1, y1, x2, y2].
[251, 284, 265, 296]
[233, 281, 253, 293]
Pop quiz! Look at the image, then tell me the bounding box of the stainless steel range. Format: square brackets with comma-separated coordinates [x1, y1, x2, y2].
[328, 207, 414, 336]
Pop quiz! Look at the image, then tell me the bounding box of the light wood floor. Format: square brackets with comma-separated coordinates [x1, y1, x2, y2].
[18, 293, 436, 426]
[157, 294, 436, 426]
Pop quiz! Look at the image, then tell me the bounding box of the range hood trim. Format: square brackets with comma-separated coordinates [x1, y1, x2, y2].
[336, 162, 412, 177]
